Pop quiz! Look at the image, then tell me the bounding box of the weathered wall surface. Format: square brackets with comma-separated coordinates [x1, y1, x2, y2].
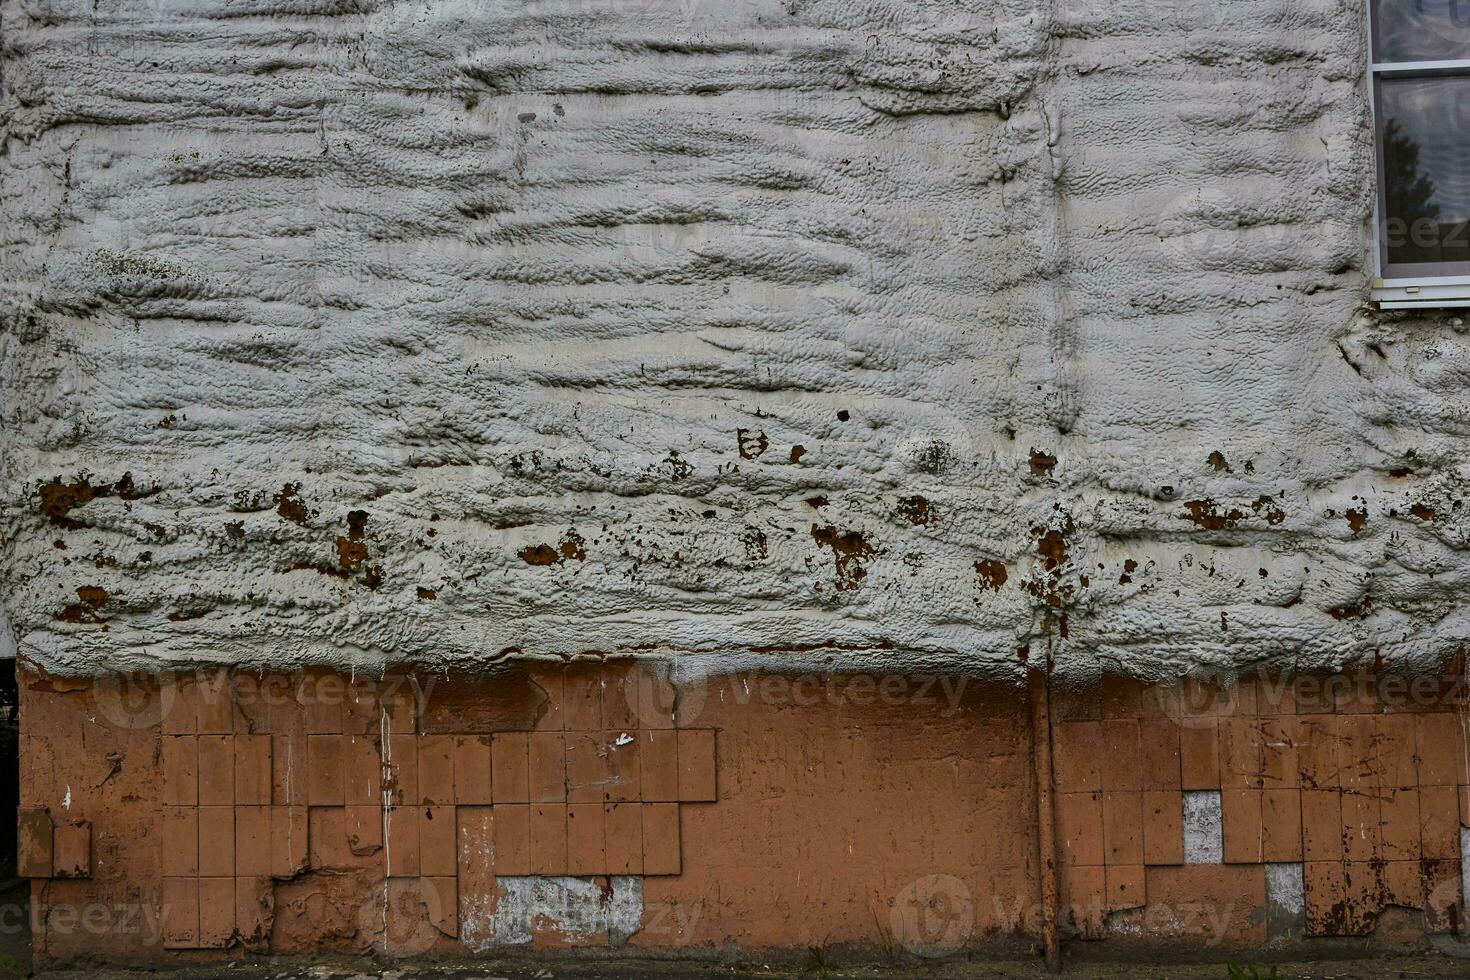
[1, 0, 1466, 680]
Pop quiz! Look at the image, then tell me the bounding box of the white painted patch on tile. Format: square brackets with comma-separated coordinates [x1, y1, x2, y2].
[1265, 862, 1304, 913]
[1462, 826, 1470, 914]
[460, 876, 643, 949]
[1182, 790, 1222, 864]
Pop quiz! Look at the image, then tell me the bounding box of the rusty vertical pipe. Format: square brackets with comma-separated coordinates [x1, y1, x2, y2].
[1028, 666, 1061, 972]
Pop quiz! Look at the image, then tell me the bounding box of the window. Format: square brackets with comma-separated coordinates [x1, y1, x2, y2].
[1369, 1, 1470, 307]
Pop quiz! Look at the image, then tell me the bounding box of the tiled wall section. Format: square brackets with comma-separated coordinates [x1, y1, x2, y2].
[15, 663, 1470, 959]
[20, 663, 716, 952]
[1052, 674, 1469, 939]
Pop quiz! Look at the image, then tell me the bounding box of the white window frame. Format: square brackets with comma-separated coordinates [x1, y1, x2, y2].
[1367, 4, 1470, 308]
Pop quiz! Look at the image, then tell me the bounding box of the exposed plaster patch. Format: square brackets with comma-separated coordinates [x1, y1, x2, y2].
[1265, 862, 1305, 941]
[467, 876, 643, 950]
[1182, 790, 1222, 865]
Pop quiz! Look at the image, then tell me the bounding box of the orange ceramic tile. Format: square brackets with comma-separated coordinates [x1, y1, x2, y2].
[1102, 791, 1142, 866]
[1052, 720, 1103, 792]
[19, 735, 54, 809]
[1056, 791, 1104, 868]
[1296, 716, 1340, 789]
[161, 806, 198, 878]
[344, 735, 381, 806]
[270, 806, 308, 877]
[1336, 861, 1387, 936]
[1139, 717, 1182, 791]
[198, 806, 235, 877]
[306, 734, 344, 805]
[17, 808, 52, 879]
[565, 731, 609, 804]
[299, 668, 346, 734]
[1376, 714, 1417, 788]
[1141, 790, 1183, 866]
[567, 802, 606, 875]
[604, 733, 640, 802]
[563, 666, 604, 731]
[1259, 717, 1300, 789]
[676, 729, 717, 802]
[636, 670, 677, 729]
[1179, 676, 1223, 720]
[421, 805, 458, 877]
[1425, 858, 1462, 933]
[1261, 788, 1302, 862]
[1415, 713, 1466, 786]
[51, 821, 89, 879]
[1341, 791, 1381, 862]
[343, 676, 381, 736]
[457, 806, 496, 900]
[197, 734, 235, 805]
[346, 804, 383, 856]
[1179, 722, 1220, 790]
[455, 735, 493, 805]
[162, 878, 199, 948]
[1050, 680, 1102, 723]
[197, 877, 234, 948]
[234, 733, 272, 805]
[1224, 677, 1258, 718]
[1294, 674, 1337, 714]
[162, 736, 199, 807]
[1380, 787, 1420, 861]
[1419, 784, 1460, 859]
[1303, 862, 1346, 937]
[604, 801, 643, 874]
[529, 732, 567, 803]
[195, 669, 238, 734]
[1061, 865, 1106, 940]
[418, 734, 455, 806]
[234, 805, 271, 876]
[235, 876, 273, 948]
[530, 803, 568, 874]
[1101, 674, 1143, 720]
[1139, 682, 1180, 722]
[308, 806, 350, 871]
[639, 729, 679, 802]
[1220, 789, 1262, 864]
[382, 676, 418, 734]
[1254, 672, 1297, 717]
[1100, 719, 1141, 792]
[1219, 718, 1263, 790]
[526, 664, 566, 732]
[1337, 715, 1379, 790]
[491, 732, 530, 804]
[386, 733, 418, 805]
[1381, 860, 1422, 909]
[271, 734, 307, 805]
[642, 803, 681, 876]
[1336, 674, 1379, 714]
[492, 804, 530, 875]
[425, 876, 457, 938]
[231, 672, 287, 735]
[601, 662, 639, 732]
[386, 806, 421, 878]
[1301, 790, 1342, 861]
[1106, 864, 1145, 911]
[161, 671, 199, 736]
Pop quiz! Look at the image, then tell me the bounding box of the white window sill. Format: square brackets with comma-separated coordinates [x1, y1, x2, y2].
[1371, 277, 1470, 309]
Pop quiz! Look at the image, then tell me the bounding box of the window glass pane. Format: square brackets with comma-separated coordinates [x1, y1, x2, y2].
[1379, 76, 1470, 267]
[1373, 0, 1470, 62]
